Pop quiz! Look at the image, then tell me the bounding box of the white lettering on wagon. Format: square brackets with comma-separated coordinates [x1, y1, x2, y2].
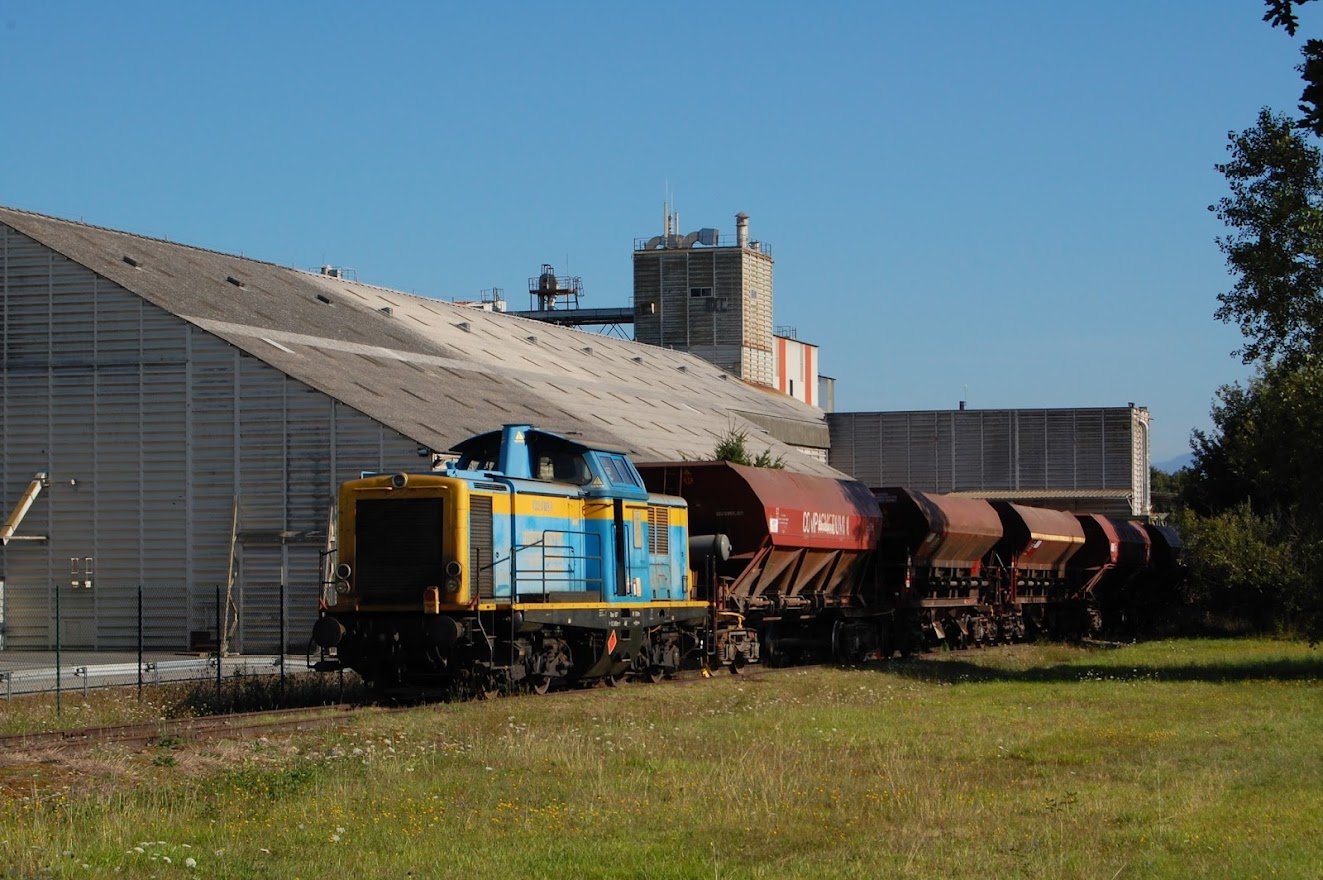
[802, 512, 851, 536]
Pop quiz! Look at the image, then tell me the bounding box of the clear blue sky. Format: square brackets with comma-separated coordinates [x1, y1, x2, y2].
[1, 1, 1312, 465]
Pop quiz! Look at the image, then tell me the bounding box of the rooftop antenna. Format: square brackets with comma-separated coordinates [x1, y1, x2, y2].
[663, 182, 681, 239]
[663, 181, 670, 237]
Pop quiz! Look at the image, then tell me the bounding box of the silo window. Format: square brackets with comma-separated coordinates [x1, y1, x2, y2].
[689, 287, 713, 298]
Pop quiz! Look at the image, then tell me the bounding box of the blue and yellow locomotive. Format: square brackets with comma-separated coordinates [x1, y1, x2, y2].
[311, 425, 709, 693]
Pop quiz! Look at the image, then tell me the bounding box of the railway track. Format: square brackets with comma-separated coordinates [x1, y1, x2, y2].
[0, 704, 363, 751]
[1, 662, 814, 753]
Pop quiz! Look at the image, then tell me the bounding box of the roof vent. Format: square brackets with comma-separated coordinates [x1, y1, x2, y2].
[320, 265, 342, 278]
[379, 306, 393, 316]
[632, 356, 643, 363]
[677, 365, 688, 373]
[526, 335, 538, 344]
[581, 346, 593, 355]
[457, 322, 471, 333]
[122, 255, 141, 268]
[226, 275, 245, 289]
[316, 293, 332, 304]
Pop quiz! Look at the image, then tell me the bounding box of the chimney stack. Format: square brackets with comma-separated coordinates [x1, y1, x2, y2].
[735, 212, 749, 248]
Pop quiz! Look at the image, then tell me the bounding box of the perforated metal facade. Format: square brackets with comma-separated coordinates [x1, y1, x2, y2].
[827, 407, 1151, 517]
[0, 226, 457, 651]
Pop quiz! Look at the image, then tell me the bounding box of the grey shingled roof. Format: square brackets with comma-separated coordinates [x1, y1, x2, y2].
[0, 206, 840, 476]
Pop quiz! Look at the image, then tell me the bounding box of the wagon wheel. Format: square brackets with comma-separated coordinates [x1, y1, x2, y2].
[476, 673, 502, 701]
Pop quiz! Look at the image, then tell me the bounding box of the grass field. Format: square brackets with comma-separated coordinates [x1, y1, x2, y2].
[1, 638, 1320, 879]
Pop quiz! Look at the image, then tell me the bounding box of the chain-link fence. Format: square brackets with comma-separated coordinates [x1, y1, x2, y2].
[0, 581, 336, 726]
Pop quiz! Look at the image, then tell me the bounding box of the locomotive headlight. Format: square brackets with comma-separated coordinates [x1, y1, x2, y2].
[334, 562, 352, 580]
[444, 560, 462, 592]
[445, 577, 461, 593]
[336, 579, 352, 595]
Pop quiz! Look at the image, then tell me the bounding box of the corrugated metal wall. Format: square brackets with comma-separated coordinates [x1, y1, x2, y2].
[632, 247, 776, 387]
[827, 408, 1150, 514]
[0, 226, 420, 652]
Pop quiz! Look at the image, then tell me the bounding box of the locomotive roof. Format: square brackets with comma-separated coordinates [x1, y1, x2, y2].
[452, 426, 625, 457]
[0, 205, 841, 477]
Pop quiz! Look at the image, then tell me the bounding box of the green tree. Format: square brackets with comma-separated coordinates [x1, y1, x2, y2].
[1168, 503, 1310, 632]
[1182, 360, 1323, 641]
[1189, 359, 1323, 517]
[1210, 108, 1323, 364]
[712, 429, 785, 469]
[1194, 55, 1323, 639]
[1149, 465, 1190, 514]
[1264, 0, 1314, 35]
[1264, 1, 1323, 137]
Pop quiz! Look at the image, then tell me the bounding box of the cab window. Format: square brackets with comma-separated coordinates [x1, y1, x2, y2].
[536, 451, 591, 485]
[601, 455, 640, 487]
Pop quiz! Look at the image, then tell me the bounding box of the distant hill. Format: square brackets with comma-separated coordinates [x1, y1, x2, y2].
[1155, 453, 1194, 473]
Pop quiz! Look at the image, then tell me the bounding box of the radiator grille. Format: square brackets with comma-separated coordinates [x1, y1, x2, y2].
[648, 505, 670, 555]
[470, 495, 495, 599]
[355, 498, 444, 603]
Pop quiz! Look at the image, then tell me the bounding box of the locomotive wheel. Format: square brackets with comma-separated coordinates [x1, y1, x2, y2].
[530, 675, 553, 696]
[645, 666, 665, 684]
[466, 668, 503, 701]
[603, 674, 620, 688]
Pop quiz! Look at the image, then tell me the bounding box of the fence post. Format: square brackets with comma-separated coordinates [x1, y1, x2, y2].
[55, 581, 62, 719]
[137, 584, 144, 701]
[279, 580, 286, 702]
[215, 585, 222, 709]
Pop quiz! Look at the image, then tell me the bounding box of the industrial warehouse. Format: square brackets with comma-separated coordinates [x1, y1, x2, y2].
[0, 205, 1151, 658]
